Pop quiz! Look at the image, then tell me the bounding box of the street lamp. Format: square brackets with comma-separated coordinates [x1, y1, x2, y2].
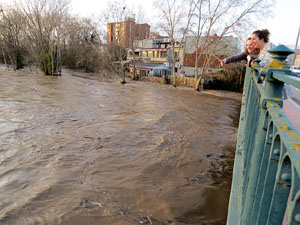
[292, 23, 300, 66]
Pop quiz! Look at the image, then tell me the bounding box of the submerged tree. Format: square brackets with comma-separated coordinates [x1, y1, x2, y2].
[154, 0, 195, 87]
[17, 0, 70, 75]
[62, 17, 105, 73]
[100, 0, 131, 83]
[154, 0, 274, 90]
[0, 5, 26, 69]
[100, 0, 149, 83]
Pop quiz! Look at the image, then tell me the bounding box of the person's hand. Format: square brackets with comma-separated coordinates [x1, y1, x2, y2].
[220, 60, 225, 68]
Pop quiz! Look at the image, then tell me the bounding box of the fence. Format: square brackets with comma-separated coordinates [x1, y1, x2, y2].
[227, 45, 300, 225]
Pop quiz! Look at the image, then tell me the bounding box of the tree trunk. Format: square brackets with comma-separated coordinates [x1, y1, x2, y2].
[195, 77, 202, 91]
[195, 53, 199, 90]
[120, 63, 126, 84]
[16, 50, 23, 69]
[133, 65, 136, 80]
[1, 45, 8, 70]
[172, 41, 176, 87]
[196, 66, 205, 91]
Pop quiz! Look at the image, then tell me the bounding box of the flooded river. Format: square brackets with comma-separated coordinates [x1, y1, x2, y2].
[0, 69, 241, 225]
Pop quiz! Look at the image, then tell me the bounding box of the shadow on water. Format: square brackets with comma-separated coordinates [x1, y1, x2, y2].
[175, 101, 241, 225]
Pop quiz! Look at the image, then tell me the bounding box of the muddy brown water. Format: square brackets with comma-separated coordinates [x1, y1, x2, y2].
[0, 69, 241, 225]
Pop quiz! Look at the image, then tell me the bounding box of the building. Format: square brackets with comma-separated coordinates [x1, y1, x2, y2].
[135, 23, 150, 40]
[295, 52, 300, 66]
[127, 37, 183, 76]
[126, 34, 240, 78]
[286, 45, 300, 66]
[182, 35, 240, 76]
[129, 38, 171, 63]
[107, 17, 150, 49]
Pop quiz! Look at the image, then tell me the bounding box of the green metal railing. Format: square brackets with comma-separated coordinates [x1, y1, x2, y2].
[227, 45, 300, 225]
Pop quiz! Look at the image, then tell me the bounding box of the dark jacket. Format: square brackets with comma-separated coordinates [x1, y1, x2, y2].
[224, 52, 247, 64]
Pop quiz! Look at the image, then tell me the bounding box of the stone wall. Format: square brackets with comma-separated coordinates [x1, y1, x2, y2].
[140, 76, 164, 84]
[170, 76, 196, 88]
[126, 71, 197, 88]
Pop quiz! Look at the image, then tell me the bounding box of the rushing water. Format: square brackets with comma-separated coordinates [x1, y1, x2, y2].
[0, 68, 241, 225]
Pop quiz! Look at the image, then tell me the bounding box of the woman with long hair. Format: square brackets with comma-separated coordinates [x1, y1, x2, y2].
[220, 37, 259, 67]
[252, 29, 294, 99]
[251, 29, 275, 67]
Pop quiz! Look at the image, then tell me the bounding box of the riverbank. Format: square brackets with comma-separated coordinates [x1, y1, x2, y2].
[125, 66, 245, 93]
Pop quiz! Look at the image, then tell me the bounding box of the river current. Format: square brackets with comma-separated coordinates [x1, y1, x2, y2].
[0, 68, 241, 225]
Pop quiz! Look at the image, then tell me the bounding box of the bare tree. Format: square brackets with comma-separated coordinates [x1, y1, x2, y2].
[0, 5, 26, 70]
[62, 17, 103, 72]
[190, 0, 274, 91]
[154, 0, 195, 87]
[16, 0, 70, 75]
[128, 5, 148, 80]
[100, 0, 134, 84]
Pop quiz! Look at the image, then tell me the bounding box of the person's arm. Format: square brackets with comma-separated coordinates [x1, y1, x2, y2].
[224, 52, 248, 64]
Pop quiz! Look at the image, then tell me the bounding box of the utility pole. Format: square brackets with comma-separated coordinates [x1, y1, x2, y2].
[292, 23, 300, 66]
[120, 6, 126, 84]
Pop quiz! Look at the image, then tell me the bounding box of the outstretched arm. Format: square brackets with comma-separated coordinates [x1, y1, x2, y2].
[223, 52, 248, 64]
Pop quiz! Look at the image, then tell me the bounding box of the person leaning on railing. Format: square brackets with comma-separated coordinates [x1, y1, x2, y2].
[220, 37, 260, 67]
[251, 29, 294, 99]
[250, 29, 276, 67]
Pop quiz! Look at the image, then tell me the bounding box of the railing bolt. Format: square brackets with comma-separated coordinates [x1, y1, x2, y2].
[294, 214, 300, 223]
[273, 148, 280, 156]
[281, 173, 291, 182]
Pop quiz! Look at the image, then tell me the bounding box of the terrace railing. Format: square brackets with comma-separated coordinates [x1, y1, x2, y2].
[227, 45, 300, 225]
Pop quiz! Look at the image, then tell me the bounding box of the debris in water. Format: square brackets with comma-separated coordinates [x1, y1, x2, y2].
[147, 216, 153, 225]
[80, 199, 103, 208]
[205, 153, 213, 158]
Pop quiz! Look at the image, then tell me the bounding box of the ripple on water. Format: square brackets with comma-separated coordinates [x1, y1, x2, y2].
[0, 69, 240, 225]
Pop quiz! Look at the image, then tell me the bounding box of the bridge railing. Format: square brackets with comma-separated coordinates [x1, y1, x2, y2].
[227, 45, 300, 225]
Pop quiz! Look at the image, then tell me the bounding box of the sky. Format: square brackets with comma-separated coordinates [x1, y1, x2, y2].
[2, 0, 300, 47]
[71, 0, 300, 47]
[256, 0, 300, 47]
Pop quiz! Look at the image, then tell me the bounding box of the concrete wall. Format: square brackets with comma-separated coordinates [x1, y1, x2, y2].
[126, 72, 196, 88]
[140, 76, 164, 84]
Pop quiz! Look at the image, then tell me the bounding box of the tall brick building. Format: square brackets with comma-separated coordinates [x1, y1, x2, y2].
[107, 17, 150, 48]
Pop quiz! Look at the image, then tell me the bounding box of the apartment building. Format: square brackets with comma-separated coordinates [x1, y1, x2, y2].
[107, 17, 150, 48]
